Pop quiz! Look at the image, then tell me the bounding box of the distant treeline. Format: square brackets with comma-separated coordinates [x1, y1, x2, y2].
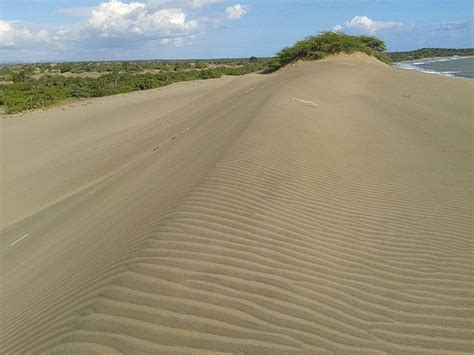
[0, 58, 269, 114]
[387, 48, 474, 62]
[3, 42, 473, 115]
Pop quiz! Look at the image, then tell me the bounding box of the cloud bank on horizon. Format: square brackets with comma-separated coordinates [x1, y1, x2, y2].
[1, 0, 240, 50]
[0, 0, 472, 62]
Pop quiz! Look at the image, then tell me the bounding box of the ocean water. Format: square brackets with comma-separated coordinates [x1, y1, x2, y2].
[396, 56, 474, 79]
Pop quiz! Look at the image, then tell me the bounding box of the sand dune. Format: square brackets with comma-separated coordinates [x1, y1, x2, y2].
[1, 55, 472, 354]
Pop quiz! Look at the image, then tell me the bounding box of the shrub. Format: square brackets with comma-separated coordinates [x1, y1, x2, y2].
[194, 61, 207, 69]
[269, 31, 391, 70]
[3, 89, 66, 113]
[1, 58, 271, 113]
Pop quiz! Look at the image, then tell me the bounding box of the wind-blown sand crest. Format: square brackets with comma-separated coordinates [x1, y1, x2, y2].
[1, 55, 472, 354]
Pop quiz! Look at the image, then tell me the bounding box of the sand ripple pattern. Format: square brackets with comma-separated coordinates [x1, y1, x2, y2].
[44, 74, 473, 353]
[4, 59, 472, 354]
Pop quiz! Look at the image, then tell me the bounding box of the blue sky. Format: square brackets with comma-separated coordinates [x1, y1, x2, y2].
[0, 0, 472, 62]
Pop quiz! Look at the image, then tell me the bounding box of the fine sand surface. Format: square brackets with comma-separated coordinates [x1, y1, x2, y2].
[1, 54, 472, 354]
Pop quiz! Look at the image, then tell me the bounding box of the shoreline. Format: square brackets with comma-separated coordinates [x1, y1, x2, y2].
[395, 55, 474, 63]
[394, 55, 474, 79]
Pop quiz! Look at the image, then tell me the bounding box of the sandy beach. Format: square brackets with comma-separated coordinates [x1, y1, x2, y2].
[1, 54, 472, 353]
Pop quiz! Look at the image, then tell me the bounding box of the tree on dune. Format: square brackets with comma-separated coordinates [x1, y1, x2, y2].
[268, 31, 390, 71]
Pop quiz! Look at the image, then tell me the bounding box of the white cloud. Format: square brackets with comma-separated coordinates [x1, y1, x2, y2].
[190, 0, 224, 7]
[147, 0, 223, 9]
[335, 16, 402, 34]
[56, 0, 227, 46]
[225, 4, 249, 20]
[84, 1, 199, 41]
[1, 0, 251, 60]
[0, 21, 50, 49]
[160, 37, 184, 46]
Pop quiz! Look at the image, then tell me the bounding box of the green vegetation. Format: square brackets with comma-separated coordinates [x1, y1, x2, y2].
[387, 48, 474, 62]
[4, 36, 471, 115]
[0, 58, 269, 114]
[268, 32, 390, 70]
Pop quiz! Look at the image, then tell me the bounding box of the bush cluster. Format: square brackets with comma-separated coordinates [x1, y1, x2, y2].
[0, 59, 269, 113]
[268, 32, 390, 70]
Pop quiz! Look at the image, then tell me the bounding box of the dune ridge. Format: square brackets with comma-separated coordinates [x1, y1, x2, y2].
[1, 55, 473, 353]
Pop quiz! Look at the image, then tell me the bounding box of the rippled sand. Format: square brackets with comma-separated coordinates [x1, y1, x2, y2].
[1, 54, 472, 354]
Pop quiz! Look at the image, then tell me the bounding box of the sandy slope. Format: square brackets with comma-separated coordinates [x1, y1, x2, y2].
[1, 55, 472, 354]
